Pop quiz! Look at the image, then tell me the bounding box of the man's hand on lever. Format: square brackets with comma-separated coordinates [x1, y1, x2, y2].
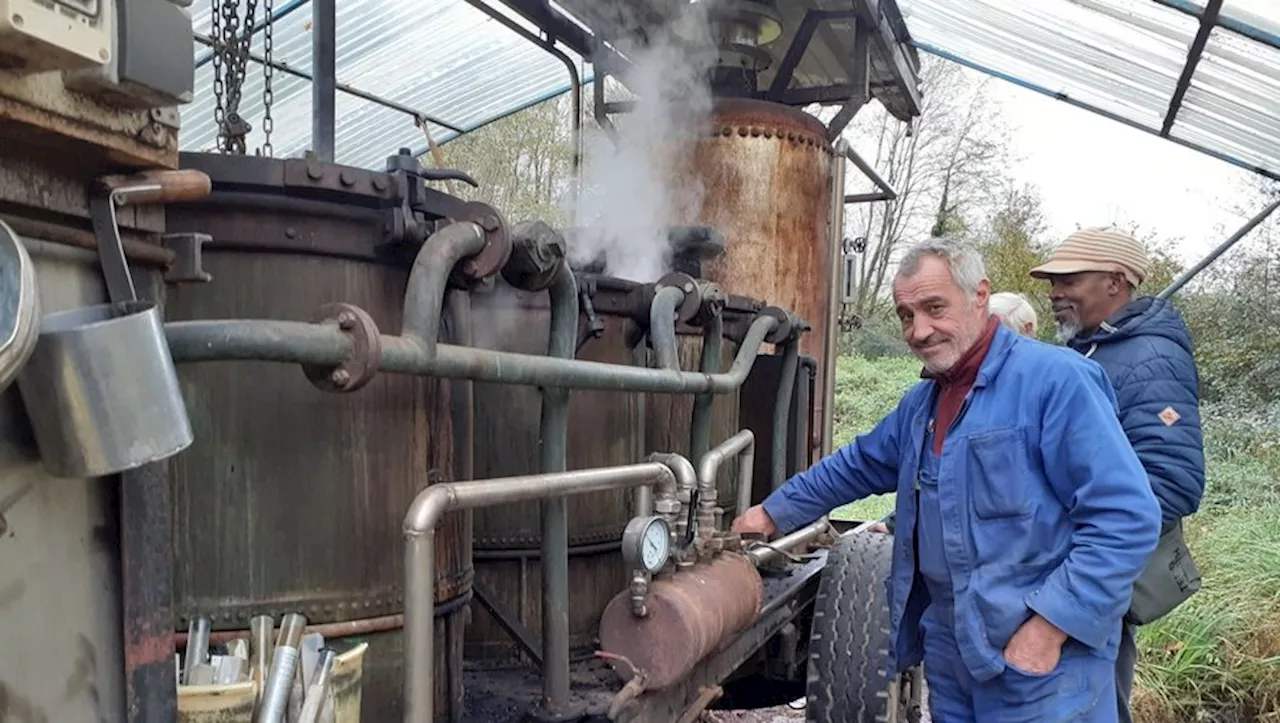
[731, 504, 778, 538]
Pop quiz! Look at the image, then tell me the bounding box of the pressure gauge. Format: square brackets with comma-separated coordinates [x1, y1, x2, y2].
[622, 515, 671, 574]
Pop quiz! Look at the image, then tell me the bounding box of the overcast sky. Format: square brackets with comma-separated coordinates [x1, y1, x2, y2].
[986, 74, 1263, 266]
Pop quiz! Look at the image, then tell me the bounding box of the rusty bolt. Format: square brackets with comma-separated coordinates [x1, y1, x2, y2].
[285, 227, 297, 239]
[331, 369, 351, 386]
[340, 170, 356, 187]
[337, 311, 357, 330]
[372, 176, 388, 192]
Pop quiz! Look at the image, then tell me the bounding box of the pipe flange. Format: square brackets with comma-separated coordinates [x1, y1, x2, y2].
[450, 201, 513, 288]
[656, 272, 701, 323]
[501, 220, 568, 292]
[757, 306, 795, 343]
[302, 303, 382, 393]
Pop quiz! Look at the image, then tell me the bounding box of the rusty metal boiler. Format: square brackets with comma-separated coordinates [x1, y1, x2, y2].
[164, 152, 474, 722]
[680, 98, 836, 461]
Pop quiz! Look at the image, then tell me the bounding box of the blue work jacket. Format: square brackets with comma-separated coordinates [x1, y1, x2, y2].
[762, 325, 1162, 682]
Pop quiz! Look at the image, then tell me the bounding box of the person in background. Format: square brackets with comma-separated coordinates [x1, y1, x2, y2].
[1030, 226, 1206, 723]
[733, 238, 1161, 721]
[867, 290, 1038, 535]
[989, 291, 1038, 337]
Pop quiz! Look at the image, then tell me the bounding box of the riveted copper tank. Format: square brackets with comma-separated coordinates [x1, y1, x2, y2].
[165, 152, 472, 723]
[680, 98, 835, 456]
[466, 275, 742, 661]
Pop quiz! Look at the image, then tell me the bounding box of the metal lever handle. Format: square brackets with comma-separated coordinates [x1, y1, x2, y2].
[99, 169, 213, 206]
[90, 169, 213, 305]
[419, 167, 480, 188]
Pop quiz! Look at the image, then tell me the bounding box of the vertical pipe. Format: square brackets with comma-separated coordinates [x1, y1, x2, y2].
[404, 532, 436, 723]
[311, 0, 337, 161]
[690, 314, 724, 463]
[539, 260, 579, 714]
[649, 286, 686, 371]
[446, 290, 475, 482]
[822, 141, 849, 457]
[772, 340, 799, 491]
[120, 461, 178, 723]
[633, 343, 651, 516]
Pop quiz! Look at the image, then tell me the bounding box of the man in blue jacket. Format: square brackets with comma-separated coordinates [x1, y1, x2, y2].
[1030, 226, 1206, 723]
[732, 238, 1162, 722]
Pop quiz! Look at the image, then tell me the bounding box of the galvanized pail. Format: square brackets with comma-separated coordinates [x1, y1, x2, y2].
[17, 299, 193, 478]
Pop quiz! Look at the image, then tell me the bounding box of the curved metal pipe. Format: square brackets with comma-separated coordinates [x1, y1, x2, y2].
[649, 286, 686, 371]
[746, 517, 831, 567]
[772, 339, 800, 492]
[401, 221, 487, 349]
[539, 260, 578, 714]
[697, 430, 756, 522]
[402, 462, 678, 723]
[690, 313, 724, 463]
[164, 315, 780, 394]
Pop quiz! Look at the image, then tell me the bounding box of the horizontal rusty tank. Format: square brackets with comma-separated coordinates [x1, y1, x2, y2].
[165, 152, 473, 722]
[465, 273, 742, 661]
[680, 98, 836, 460]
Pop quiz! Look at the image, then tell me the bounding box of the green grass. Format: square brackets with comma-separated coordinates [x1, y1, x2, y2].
[827, 354, 920, 523]
[829, 355, 1280, 721]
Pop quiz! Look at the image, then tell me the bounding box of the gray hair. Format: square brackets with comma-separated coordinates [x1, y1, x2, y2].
[989, 292, 1038, 336]
[895, 238, 988, 299]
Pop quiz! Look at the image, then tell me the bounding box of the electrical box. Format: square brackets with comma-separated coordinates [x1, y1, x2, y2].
[0, 0, 113, 73]
[64, 0, 194, 108]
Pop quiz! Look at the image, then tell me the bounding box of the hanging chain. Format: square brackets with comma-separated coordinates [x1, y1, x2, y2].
[211, 0, 226, 152]
[213, 0, 257, 154]
[260, 0, 274, 157]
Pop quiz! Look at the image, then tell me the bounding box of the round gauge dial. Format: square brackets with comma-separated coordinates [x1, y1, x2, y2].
[622, 515, 671, 574]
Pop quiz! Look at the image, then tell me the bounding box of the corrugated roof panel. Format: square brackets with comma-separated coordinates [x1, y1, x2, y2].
[1221, 0, 1280, 41]
[901, 0, 1198, 129]
[1172, 26, 1280, 174]
[181, 0, 586, 167]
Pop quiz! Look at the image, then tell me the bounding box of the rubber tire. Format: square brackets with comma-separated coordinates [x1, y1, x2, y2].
[805, 531, 904, 723]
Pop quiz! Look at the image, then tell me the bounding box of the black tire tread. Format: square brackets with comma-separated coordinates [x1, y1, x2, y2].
[805, 532, 897, 723]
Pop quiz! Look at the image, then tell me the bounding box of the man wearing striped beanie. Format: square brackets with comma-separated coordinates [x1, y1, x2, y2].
[1031, 226, 1206, 723]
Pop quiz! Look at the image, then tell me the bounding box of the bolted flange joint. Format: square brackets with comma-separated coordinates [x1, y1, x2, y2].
[757, 306, 801, 344]
[302, 303, 382, 393]
[449, 201, 513, 289]
[655, 272, 702, 323]
[501, 220, 568, 292]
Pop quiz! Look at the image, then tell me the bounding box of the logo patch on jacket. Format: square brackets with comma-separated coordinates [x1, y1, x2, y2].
[1159, 406, 1181, 426]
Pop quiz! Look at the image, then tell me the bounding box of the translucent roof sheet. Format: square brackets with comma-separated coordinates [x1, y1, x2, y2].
[180, 0, 589, 168]
[898, 0, 1280, 179]
[179, 0, 1280, 181]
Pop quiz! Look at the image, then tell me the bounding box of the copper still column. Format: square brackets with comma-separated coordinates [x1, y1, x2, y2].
[682, 98, 836, 459]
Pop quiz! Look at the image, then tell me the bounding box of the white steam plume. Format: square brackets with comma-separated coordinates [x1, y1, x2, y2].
[566, 5, 718, 283]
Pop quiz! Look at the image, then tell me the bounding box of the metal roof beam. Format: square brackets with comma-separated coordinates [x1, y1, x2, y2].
[913, 40, 1280, 182]
[192, 32, 466, 135]
[851, 0, 922, 119]
[1162, 0, 1222, 137]
[1150, 0, 1280, 51]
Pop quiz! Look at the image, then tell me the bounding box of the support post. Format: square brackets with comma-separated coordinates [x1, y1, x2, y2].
[312, 0, 337, 161]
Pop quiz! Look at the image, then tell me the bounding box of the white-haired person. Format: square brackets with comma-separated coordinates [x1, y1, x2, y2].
[990, 291, 1038, 337]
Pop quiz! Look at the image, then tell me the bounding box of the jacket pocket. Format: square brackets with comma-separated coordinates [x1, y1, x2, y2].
[966, 428, 1033, 519]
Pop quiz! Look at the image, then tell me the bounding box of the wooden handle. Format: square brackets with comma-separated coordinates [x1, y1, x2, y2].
[101, 170, 212, 205]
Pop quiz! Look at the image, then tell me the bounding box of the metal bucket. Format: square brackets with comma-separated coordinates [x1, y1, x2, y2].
[16, 173, 198, 478]
[17, 300, 193, 478]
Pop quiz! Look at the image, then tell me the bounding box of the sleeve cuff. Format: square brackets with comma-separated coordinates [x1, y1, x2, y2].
[761, 493, 810, 536]
[1024, 576, 1115, 651]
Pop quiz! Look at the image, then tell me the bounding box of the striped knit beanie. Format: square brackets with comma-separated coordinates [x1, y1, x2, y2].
[1029, 226, 1150, 287]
